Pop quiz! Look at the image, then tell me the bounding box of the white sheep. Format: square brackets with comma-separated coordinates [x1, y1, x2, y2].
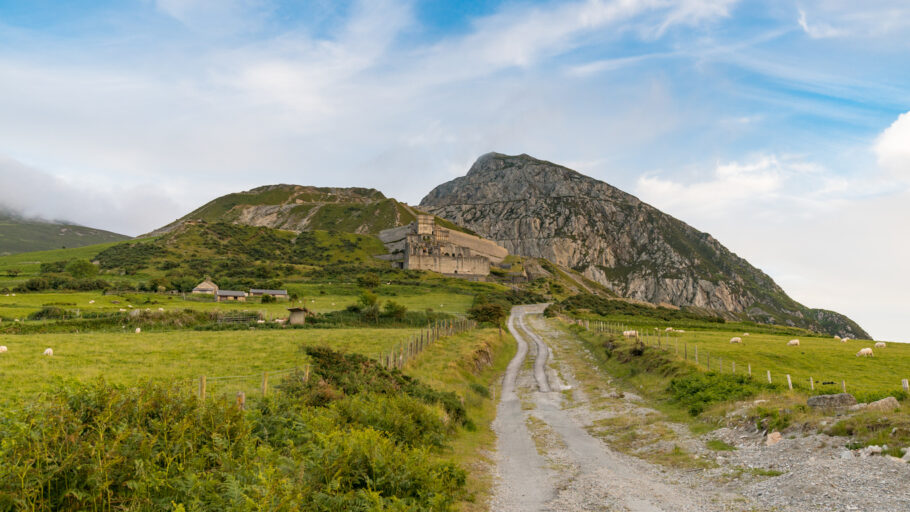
[730, 337, 742, 344]
[841, 337, 850, 343]
[158, 308, 164, 312]
[874, 342, 886, 349]
[665, 327, 674, 332]
[88, 300, 95, 304]
[787, 339, 800, 346]
[0, 346, 7, 353]
[856, 347, 874, 357]
[743, 333, 750, 336]
[834, 335, 841, 341]
[43, 348, 53, 356]
[119, 308, 127, 312]
[676, 329, 686, 333]
[623, 330, 638, 337]
[135, 328, 141, 334]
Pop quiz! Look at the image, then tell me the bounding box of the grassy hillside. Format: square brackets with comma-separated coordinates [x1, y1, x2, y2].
[151, 184, 417, 236]
[0, 212, 129, 255]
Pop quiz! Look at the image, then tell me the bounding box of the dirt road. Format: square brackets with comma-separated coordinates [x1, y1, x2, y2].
[491, 306, 737, 512]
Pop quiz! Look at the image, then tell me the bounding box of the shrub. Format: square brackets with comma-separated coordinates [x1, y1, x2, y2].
[668, 372, 776, 416]
[65, 259, 98, 279]
[382, 300, 408, 320]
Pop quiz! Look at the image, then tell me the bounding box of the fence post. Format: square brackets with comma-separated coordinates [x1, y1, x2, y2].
[199, 376, 206, 401]
[766, 370, 772, 384]
[842, 380, 846, 393]
[809, 376, 814, 390]
[748, 363, 751, 377]
[707, 353, 710, 371]
[695, 345, 698, 365]
[903, 379, 909, 393]
[262, 372, 268, 397]
[732, 361, 735, 374]
[236, 391, 246, 410]
[786, 374, 792, 390]
[304, 364, 310, 383]
[684, 343, 687, 360]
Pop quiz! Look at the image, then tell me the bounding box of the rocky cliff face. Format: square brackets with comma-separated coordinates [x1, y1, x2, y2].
[421, 153, 869, 339]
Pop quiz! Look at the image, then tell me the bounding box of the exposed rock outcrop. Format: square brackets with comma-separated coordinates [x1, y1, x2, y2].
[420, 152, 869, 338]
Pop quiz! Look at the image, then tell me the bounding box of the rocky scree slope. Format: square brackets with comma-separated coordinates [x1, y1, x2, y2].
[420, 153, 868, 338]
[148, 185, 417, 236]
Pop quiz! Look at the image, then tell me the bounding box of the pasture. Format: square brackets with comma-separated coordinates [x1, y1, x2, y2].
[0, 327, 421, 405]
[593, 321, 910, 399]
[0, 288, 475, 322]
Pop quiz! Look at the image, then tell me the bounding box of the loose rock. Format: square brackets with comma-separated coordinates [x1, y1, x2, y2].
[807, 393, 857, 410]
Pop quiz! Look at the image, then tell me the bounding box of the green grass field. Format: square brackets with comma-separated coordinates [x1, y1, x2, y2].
[673, 329, 910, 397]
[0, 288, 475, 322]
[0, 327, 423, 405]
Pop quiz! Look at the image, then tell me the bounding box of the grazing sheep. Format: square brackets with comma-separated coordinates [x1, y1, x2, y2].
[88, 300, 95, 304]
[158, 308, 164, 312]
[623, 330, 639, 337]
[874, 342, 886, 349]
[856, 347, 874, 357]
[0, 346, 7, 353]
[841, 337, 850, 343]
[665, 327, 674, 332]
[135, 328, 141, 334]
[743, 333, 750, 336]
[730, 337, 743, 344]
[119, 308, 127, 312]
[834, 335, 841, 341]
[43, 348, 53, 356]
[676, 329, 686, 333]
[787, 339, 800, 346]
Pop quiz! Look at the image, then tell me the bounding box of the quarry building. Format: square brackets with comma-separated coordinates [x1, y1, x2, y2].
[378, 214, 508, 278]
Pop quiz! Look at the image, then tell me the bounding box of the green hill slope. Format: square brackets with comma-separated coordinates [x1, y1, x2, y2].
[0, 211, 130, 255]
[148, 184, 417, 236]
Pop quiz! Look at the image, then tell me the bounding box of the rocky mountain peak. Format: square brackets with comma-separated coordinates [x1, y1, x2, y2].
[420, 152, 869, 339]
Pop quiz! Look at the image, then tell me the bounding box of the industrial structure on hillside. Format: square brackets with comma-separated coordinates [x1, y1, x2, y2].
[378, 214, 508, 279]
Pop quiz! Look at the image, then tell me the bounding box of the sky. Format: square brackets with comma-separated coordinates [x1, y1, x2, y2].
[0, 0, 908, 341]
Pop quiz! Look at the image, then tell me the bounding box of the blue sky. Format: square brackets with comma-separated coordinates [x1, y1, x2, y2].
[0, 0, 908, 340]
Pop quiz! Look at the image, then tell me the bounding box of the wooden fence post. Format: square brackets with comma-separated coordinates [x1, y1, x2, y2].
[236, 391, 246, 410]
[199, 375, 206, 401]
[903, 379, 909, 393]
[809, 376, 814, 390]
[748, 363, 751, 377]
[842, 380, 847, 393]
[766, 370, 772, 384]
[695, 345, 698, 365]
[262, 372, 268, 397]
[732, 361, 735, 374]
[786, 374, 793, 390]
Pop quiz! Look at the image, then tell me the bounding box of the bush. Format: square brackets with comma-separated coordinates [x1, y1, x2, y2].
[668, 372, 776, 416]
[467, 302, 507, 326]
[261, 293, 276, 303]
[65, 259, 98, 279]
[382, 300, 408, 320]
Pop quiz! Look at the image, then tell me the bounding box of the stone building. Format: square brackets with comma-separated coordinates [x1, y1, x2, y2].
[378, 214, 508, 278]
[192, 277, 219, 294]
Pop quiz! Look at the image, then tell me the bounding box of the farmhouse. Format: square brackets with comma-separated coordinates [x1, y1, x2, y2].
[378, 214, 507, 279]
[192, 277, 218, 294]
[215, 290, 247, 302]
[250, 289, 289, 299]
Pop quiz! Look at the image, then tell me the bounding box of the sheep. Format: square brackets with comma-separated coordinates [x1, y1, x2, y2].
[665, 327, 674, 332]
[787, 339, 800, 346]
[623, 330, 638, 337]
[119, 308, 127, 312]
[676, 329, 686, 333]
[834, 335, 841, 341]
[135, 328, 141, 334]
[0, 346, 7, 353]
[88, 300, 95, 304]
[43, 348, 53, 356]
[730, 337, 742, 344]
[856, 347, 874, 357]
[158, 308, 164, 312]
[841, 337, 850, 343]
[743, 333, 750, 336]
[874, 342, 886, 349]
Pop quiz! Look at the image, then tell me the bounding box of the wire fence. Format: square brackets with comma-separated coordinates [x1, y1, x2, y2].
[192, 318, 479, 408]
[567, 317, 910, 396]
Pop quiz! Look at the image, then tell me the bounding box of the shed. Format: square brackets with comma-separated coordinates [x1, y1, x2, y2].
[287, 307, 310, 326]
[215, 290, 247, 302]
[250, 289, 289, 299]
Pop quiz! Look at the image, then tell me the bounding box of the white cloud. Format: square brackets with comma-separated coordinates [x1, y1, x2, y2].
[155, 0, 273, 34]
[875, 110, 910, 179]
[797, 9, 844, 38]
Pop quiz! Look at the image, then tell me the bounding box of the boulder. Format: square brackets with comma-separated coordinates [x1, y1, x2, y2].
[807, 393, 857, 410]
[765, 431, 782, 446]
[865, 396, 900, 413]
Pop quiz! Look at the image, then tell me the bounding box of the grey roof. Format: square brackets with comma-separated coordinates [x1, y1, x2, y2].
[216, 290, 247, 297]
[250, 289, 288, 295]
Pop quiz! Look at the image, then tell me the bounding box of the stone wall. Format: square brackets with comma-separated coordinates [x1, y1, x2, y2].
[405, 252, 490, 276]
